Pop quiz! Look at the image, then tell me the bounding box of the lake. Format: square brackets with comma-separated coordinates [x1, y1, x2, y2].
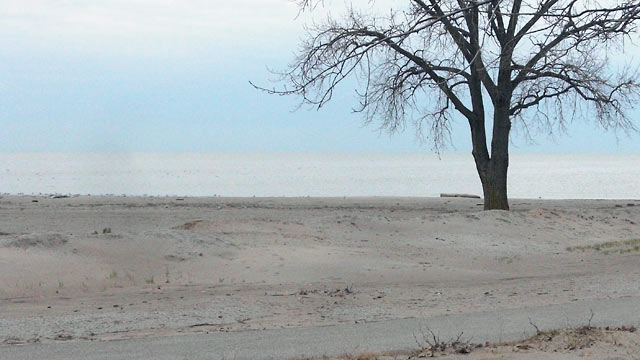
[1, 152, 638, 199]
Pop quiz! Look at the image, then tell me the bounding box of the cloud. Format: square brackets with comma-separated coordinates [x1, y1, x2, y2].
[0, 0, 307, 55]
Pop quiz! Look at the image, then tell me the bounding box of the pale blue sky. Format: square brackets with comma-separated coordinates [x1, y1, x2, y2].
[1, 0, 639, 153]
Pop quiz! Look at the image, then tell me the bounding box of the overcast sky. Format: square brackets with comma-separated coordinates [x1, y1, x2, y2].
[1, 0, 639, 153]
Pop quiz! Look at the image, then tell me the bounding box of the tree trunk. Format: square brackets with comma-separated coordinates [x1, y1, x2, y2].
[480, 159, 509, 210]
[467, 48, 513, 211]
[469, 103, 511, 210]
[482, 100, 512, 210]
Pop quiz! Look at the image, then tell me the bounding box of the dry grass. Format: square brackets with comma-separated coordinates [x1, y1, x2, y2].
[291, 351, 405, 360]
[288, 323, 639, 360]
[293, 353, 379, 360]
[410, 328, 475, 358]
[502, 324, 638, 354]
[567, 238, 640, 254]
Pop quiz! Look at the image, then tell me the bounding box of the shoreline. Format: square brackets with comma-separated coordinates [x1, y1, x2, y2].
[3, 193, 640, 201]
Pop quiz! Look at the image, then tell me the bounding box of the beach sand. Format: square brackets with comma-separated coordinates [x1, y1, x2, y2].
[1, 195, 639, 357]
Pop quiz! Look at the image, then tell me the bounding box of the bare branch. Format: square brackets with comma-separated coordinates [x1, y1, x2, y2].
[258, 0, 640, 165]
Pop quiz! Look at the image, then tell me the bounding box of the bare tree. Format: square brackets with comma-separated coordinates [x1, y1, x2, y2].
[257, 0, 640, 210]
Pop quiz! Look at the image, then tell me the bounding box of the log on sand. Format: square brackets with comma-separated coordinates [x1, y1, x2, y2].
[440, 193, 482, 199]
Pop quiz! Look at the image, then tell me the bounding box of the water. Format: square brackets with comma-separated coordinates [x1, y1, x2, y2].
[0, 153, 638, 199]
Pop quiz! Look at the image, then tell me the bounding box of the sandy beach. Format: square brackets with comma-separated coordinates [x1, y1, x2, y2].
[1, 195, 639, 357]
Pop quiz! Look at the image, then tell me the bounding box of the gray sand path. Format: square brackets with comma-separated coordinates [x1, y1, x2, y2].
[1, 295, 639, 360]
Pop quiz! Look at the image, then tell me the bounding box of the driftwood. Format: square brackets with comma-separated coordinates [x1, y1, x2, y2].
[440, 193, 481, 199]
